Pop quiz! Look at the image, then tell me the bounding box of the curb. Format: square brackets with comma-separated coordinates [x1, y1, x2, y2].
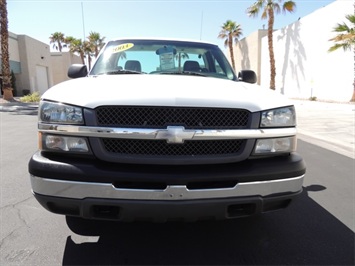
[0, 97, 39, 107]
[0, 102, 38, 107]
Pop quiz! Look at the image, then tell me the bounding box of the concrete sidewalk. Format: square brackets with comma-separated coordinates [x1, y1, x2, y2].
[0, 98, 38, 114]
[292, 99, 355, 159]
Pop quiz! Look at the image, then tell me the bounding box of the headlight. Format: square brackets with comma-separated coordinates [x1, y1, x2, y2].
[253, 136, 296, 155]
[39, 101, 84, 124]
[261, 106, 295, 128]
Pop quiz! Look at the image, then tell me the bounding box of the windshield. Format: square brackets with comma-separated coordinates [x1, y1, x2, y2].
[90, 39, 237, 81]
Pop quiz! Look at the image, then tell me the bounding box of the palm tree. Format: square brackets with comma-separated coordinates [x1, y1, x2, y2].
[218, 20, 243, 71]
[83, 40, 94, 70]
[88, 31, 105, 58]
[175, 52, 189, 71]
[64, 36, 75, 45]
[67, 38, 85, 64]
[247, 0, 296, 90]
[0, 0, 13, 100]
[329, 13, 355, 102]
[49, 32, 66, 52]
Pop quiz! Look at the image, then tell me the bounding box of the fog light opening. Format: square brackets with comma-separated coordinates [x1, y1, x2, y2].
[227, 203, 256, 218]
[91, 205, 120, 220]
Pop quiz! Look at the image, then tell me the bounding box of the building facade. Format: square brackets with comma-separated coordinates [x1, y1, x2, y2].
[233, 0, 353, 102]
[51, 52, 82, 86]
[1, 32, 80, 97]
[16, 34, 53, 96]
[233, 29, 268, 85]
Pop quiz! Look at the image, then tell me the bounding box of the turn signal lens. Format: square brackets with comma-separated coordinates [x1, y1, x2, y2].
[254, 136, 296, 155]
[42, 135, 89, 153]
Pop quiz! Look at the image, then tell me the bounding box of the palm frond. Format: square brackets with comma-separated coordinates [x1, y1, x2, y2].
[330, 33, 354, 42]
[247, 0, 264, 17]
[283, 1, 296, 13]
[218, 20, 242, 47]
[261, 9, 268, 19]
[345, 14, 355, 24]
[329, 12, 355, 52]
[333, 23, 350, 33]
[218, 32, 227, 39]
[328, 43, 352, 52]
[273, 3, 281, 14]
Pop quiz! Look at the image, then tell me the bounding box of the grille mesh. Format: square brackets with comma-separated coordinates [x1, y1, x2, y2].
[96, 106, 250, 129]
[102, 139, 245, 156]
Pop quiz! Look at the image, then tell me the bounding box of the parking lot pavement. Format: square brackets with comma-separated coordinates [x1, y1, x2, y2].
[0, 98, 38, 114]
[292, 99, 355, 159]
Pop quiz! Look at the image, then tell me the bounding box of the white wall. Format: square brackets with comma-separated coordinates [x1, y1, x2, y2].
[17, 35, 53, 94]
[8, 32, 20, 62]
[233, 30, 268, 85]
[260, 0, 353, 102]
[51, 52, 82, 85]
[35, 65, 49, 94]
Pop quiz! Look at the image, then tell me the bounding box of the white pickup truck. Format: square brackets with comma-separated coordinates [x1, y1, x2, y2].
[29, 38, 306, 222]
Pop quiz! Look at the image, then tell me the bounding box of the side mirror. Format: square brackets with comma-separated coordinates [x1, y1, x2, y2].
[68, 64, 88, 79]
[238, 70, 257, 84]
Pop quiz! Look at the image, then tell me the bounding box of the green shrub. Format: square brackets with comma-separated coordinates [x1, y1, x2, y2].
[11, 71, 17, 96]
[11, 71, 16, 90]
[20, 92, 41, 103]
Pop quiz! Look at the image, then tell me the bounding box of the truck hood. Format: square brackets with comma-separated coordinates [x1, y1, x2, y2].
[42, 74, 292, 112]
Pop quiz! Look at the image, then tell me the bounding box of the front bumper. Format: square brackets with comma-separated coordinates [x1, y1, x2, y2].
[33, 192, 302, 222]
[29, 151, 306, 221]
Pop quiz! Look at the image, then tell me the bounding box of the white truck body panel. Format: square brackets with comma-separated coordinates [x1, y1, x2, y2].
[42, 74, 292, 112]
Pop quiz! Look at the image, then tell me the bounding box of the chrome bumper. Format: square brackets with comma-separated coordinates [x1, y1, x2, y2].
[31, 175, 304, 201]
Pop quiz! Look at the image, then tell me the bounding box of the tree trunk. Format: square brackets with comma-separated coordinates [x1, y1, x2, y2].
[229, 33, 236, 71]
[88, 55, 91, 70]
[58, 41, 62, 52]
[80, 53, 85, 65]
[352, 2, 355, 102]
[352, 46, 355, 102]
[0, 0, 13, 100]
[268, 8, 276, 90]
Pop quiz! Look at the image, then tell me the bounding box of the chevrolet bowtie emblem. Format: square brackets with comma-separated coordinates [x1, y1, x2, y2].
[156, 126, 195, 144]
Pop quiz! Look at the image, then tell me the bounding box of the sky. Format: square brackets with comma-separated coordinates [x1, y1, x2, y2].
[8, 0, 339, 52]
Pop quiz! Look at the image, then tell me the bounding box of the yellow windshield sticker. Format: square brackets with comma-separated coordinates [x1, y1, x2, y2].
[112, 43, 134, 53]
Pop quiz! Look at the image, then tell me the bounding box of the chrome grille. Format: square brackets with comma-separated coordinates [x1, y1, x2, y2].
[95, 106, 250, 129]
[102, 139, 245, 156]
